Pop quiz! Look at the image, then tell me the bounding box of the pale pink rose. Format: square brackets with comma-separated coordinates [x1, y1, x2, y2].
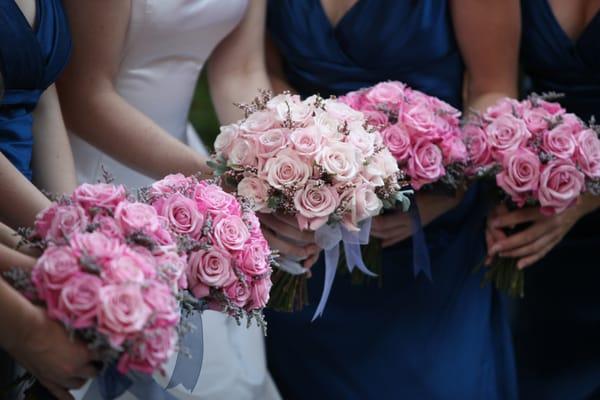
[317, 142, 361, 182]
[463, 124, 493, 169]
[347, 122, 376, 158]
[115, 202, 161, 235]
[70, 232, 123, 263]
[538, 160, 585, 214]
[236, 238, 270, 276]
[289, 126, 323, 157]
[240, 110, 277, 134]
[36, 205, 88, 244]
[53, 273, 102, 329]
[522, 107, 551, 134]
[575, 129, 600, 179]
[485, 114, 532, 156]
[194, 182, 241, 217]
[33, 247, 80, 294]
[542, 124, 577, 160]
[294, 181, 339, 231]
[383, 124, 411, 162]
[157, 251, 188, 289]
[324, 100, 364, 122]
[365, 81, 406, 104]
[118, 327, 177, 374]
[361, 110, 389, 127]
[212, 215, 251, 251]
[263, 149, 311, 190]
[496, 148, 541, 207]
[227, 138, 258, 168]
[142, 282, 180, 328]
[72, 183, 127, 213]
[149, 174, 190, 197]
[92, 215, 125, 240]
[362, 149, 400, 186]
[248, 278, 272, 310]
[256, 128, 288, 158]
[275, 97, 313, 125]
[314, 110, 343, 140]
[98, 284, 152, 347]
[224, 279, 251, 308]
[484, 98, 524, 119]
[237, 176, 269, 211]
[214, 124, 240, 155]
[187, 248, 235, 290]
[440, 135, 468, 164]
[344, 184, 383, 229]
[154, 193, 204, 237]
[102, 248, 156, 284]
[408, 139, 445, 190]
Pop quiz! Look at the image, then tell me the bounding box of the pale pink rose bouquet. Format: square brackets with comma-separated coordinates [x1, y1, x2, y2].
[6, 183, 185, 393]
[211, 91, 409, 318]
[146, 173, 274, 324]
[463, 95, 600, 296]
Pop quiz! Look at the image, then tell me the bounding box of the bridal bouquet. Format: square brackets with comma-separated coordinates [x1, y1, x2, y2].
[463, 95, 600, 296]
[211, 91, 409, 318]
[340, 81, 467, 279]
[146, 174, 273, 324]
[11, 183, 184, 387]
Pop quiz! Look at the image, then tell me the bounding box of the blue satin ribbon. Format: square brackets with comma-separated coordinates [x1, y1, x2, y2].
[166, 312, 204, 391]
[84, 365, 178, 400]
[408, 199, 432, 280]
[312, 219, 375, 320]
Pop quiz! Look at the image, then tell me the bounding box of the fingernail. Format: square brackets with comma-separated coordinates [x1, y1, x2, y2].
[490, 245, 499, 254]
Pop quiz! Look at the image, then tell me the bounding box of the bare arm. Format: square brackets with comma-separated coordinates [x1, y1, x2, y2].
[31, 84, 77, 194]
[207, 0, 272, 124]
[58, 0, 210, 178]
[451, 0, 520, 112]
[265, 35, 295, 94]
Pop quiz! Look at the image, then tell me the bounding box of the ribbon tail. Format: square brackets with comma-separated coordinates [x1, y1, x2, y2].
[409, 201, 432, 281]
[128, 373, 178, 400]
[167, 312, 203, 391]
[342, 240, 376, 277]
[94, 365, 133, 400]
[311, 244, 340, 321]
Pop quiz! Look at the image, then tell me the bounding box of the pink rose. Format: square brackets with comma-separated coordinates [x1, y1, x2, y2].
[538, 160, 585, 215]
[365, 81, 406, 104]
[263, 149, 311, 190]
[228, 138, 258, 168]
[403, 101, 440, 139]
[157, 251, 188, 289]
[289, 126, 323, 157]
[33, 247, 80, 295]
[36, 204, 88, 244]
[535, 99, 565, 117]
[383, 124, 411, 162]
[347, 122, 376, 158]
[212, 215, 251, 251]
[362, 110, 389, 127]
[98, 284, 152, 347]
[440, 135, 468, 164]
[576, 129, 600, 179]
[224, 278, 251, 308]
[92, 215, 125, 240]
[522, 107, 551, 134]
[194, 182, 241, 217]
[240, 110, 276, 134]
[294, 181, 339, 231]
[243, 211, 263, 238]
[339, 90, 365, 109]
[214, 124, 240, 155]
[154, 193, 204, 237]
[485, 114, 532, 156]
[115, 201, 161, 235]
[463, 125, 493, 170]
[274, 97, 313, 125]
[72, 183, 127, 213]
[484, 98, 524, 119]
[236, 238, 270, 276]
[344, 184, 383, 230]
[496, 148, 541, 207]
[237, 176, 270, 211]
[70, 232, 123, 263]
[542, 124, 577, 160]
[118, 327, 177, 375]
[408, 139, 445, 190]
[317, 142, 361, 182]
[150, 174, 190, 197]
[187, 248, 235, 291]
[256, 128, 288, 158]
[102, 248, 156, 284]
[248, 278, 272, 310]
[560, 113, 586, 134]
[143, 282, 179, 328]
[324, 100, 364, 123]
[53, 273, 102, 329]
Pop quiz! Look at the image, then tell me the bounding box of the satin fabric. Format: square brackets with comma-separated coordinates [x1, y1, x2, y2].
[516, 1, 600, 398]
[265, 1, 517, 398]
[68, 1, 280, 399]
[0, 0, 71, 180]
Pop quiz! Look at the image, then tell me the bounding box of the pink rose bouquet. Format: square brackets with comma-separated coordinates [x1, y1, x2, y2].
[463, 95, 600, 296]
[211, 91, 409, 318]
[15, 183, 183, 380]
[146, 174, 273, 324]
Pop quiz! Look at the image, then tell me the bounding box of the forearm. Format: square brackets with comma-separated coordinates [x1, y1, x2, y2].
[31, 85, 77, 194]
[0, 277, 37, 353]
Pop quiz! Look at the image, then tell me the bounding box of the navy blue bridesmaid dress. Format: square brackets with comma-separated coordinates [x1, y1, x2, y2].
[0, 0, 71, 181]
[265, 1, 517, 399]
[516, 1, 600, 398]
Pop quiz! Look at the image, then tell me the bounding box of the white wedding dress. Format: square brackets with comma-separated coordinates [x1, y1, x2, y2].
[68, 1, 280, 399]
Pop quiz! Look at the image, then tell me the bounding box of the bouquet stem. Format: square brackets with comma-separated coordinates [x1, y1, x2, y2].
[482, 256, 524, 298]
[268, 269, 308, 312]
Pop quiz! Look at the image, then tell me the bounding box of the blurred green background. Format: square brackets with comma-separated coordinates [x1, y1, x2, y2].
[189, 70, 220, 150]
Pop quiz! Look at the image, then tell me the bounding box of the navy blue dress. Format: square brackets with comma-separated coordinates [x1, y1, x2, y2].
[265, 1, 517, 399]
[516, 1, 600, 398]
[0, 0, 71, 180]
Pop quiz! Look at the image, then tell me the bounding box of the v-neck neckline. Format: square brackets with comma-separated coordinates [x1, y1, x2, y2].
[542, 0, 600, 46]
[12, 0, 42, 35]
[316, 0, 362, 31]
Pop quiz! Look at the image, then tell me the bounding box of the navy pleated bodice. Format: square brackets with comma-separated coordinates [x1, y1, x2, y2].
[0, 0, 71, 180]
[265, 1, 517, 399]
